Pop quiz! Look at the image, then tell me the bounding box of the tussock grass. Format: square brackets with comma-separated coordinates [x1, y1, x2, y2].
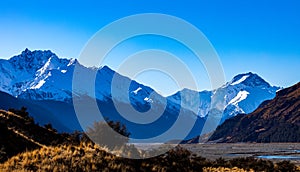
[0, 143, 112, 172]
[1, 143, 298, 172]
[203, 167, 254, 172]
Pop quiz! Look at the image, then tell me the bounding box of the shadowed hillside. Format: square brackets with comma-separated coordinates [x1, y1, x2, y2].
[0, 108, 80, 162]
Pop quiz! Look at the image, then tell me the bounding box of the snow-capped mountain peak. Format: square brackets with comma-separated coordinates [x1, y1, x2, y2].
[0, 50, 281, 132]
[0, 49, 74, 99]
[214, 72, 280, 122]
[0, 49, 285, 137]
[10, 49, 57, 70]
[168, 71, 280, 127]
[230, 74, 250, 86]
[229, 72, 271, 88]
[0, 49, 161, 105]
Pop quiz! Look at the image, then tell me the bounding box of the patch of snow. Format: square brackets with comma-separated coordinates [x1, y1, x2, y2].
[231, 75, 249, 85]
[144, 97, 153, 103]
[36, 57, 52, 77]
[31, 80, 46, 89]
[228, 90, 249, 105]
[67, 58, 76, 66]
[132, 87, 142, 94]
[276, 87, 284, 92]
[239, 107, 245, 113]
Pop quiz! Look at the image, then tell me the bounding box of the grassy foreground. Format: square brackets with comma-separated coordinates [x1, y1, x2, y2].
[1, 142, 299, 172]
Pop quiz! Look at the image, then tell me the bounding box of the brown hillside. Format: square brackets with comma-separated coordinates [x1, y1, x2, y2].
[0, 108, 77, 162]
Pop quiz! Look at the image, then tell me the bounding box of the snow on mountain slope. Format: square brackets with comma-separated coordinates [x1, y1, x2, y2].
[167, 89, 212, 118]
[0, 49, 55, 96]
[227, 90, 249, 105]
[0, 49, 281, 137]
[221, 72, 280, 120]
[0, 49, 165, 108]
[168, 72, 281, 125]
[0, 49, 206, 141]
[0, 49, 75, 101]
[230, 75, 249, 86]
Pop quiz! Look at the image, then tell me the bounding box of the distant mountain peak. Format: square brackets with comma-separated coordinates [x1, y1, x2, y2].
[22, 48, 30, 54]
[99, 65, 114, 71]
[229, 72, 270, 88]
[10, 49, 58, 71]
[19, 48, 56, 59]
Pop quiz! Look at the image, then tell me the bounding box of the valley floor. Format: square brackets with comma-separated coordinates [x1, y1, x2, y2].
[181, 143, 300, 165]
[134, 142, 300, 165]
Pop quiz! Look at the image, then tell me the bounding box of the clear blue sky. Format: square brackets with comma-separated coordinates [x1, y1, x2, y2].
[0, 0, 299, 95]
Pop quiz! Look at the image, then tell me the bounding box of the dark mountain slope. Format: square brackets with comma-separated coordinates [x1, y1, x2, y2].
[0, 90, 204, 142]
[0, 91, 73, 131]
[209, 82, 300, 143]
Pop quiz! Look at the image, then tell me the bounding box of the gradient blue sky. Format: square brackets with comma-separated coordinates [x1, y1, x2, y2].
[0, 0, 299, 95]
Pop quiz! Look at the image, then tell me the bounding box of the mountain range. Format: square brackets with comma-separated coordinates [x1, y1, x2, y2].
[0, 49, 281, 142]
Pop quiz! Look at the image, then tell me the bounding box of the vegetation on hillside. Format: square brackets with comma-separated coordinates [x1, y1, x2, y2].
[0, 143, 299, 172]
[1, 108, 299, 171]
[85, 119, 130, 149]
[0, 108, 81, 162]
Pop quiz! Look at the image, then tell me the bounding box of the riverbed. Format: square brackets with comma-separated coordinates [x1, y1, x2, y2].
[183, 143, 300, 165]
[134, 143, 300, 165]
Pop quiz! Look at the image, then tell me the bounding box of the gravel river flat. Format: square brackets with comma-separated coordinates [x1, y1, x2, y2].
[182, 143, 300, 165]
[134, 143, 300, 165]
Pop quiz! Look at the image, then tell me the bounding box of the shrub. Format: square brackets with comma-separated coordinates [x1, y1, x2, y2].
[86, 119, 130, 149]
[276, 160, 297, 172]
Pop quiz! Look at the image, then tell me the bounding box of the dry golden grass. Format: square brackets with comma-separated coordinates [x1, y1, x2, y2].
[0, 143, 112, 172]
[203, 167, 254, 172]
[0, 142, 148, 172]
[1, 143, 299, 172]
